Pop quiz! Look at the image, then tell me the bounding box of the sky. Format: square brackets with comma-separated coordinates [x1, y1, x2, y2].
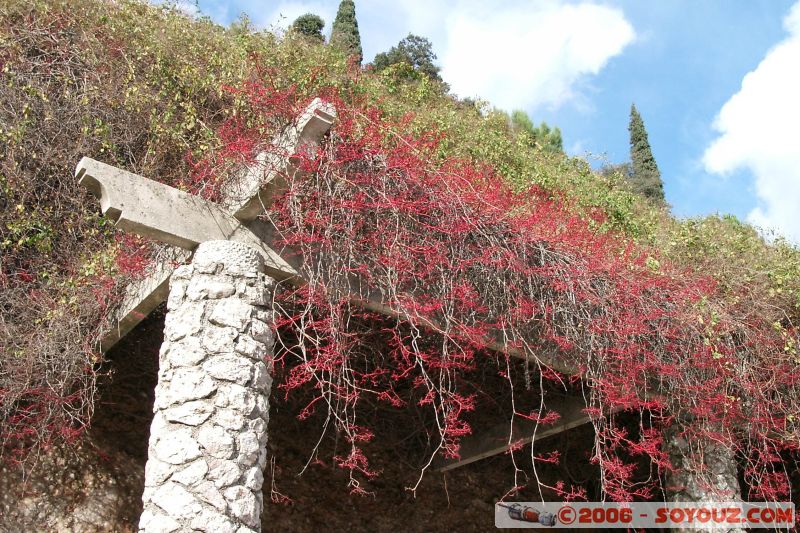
[179, 0, 800, 242]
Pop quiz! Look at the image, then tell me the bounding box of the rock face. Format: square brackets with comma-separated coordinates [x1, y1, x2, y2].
[140, 241, 275, 533]
[0, 439, 145, 533]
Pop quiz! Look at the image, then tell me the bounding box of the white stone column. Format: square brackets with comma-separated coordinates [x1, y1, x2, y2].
[139, 241, 275, 533]
[665, 425, 744, 533]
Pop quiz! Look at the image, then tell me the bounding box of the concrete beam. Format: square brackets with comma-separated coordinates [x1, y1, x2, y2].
[433, 395, 594, 472]
[76, 157, 297, 282]
[87, 99, 336, 353]
[100, 252, 182, 352]
[222, 98, 336, 220]
[355, 297, 573, 375]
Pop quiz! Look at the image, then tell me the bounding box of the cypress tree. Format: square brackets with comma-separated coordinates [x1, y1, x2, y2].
[330, 0, 363, 63]
[628, 104, 665, 202]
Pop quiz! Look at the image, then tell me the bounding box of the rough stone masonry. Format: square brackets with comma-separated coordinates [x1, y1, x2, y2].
[139, 241, 275, 533]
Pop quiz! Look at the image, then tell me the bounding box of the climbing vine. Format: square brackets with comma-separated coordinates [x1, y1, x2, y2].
[200, 82, 800, 502]
[2, 0, 798, 509]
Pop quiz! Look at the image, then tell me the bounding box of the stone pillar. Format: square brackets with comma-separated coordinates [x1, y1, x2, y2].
[665, 425, 744, 533]
[139, 241, 275, 533]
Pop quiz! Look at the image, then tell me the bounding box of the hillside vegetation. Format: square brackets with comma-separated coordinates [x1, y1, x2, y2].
[1, 0, 799, 503]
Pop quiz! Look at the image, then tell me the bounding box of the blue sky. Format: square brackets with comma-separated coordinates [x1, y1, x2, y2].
[179, 0, 800, 241]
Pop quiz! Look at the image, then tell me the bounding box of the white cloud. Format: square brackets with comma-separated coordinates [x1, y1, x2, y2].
[703, 1, 800, 242]
[194, 1, 632, 114]
[437, 1, 635, 112]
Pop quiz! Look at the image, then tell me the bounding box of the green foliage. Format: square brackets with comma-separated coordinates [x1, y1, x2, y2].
[628, 103, 665, 203]
[599, 162, 633, 180]
[291, 13, 325, 42]
[661, 215, 800, 322]
[0, 0, 327, 459]
[2, 0, 799, 463]
[510, 110, 534, 133]
[373, 34, 444, 85]
[510, 110, 563, 153]
[534, 122, 562, 153]
[4, 0, 785, 291]
[330, 0, 362, 63]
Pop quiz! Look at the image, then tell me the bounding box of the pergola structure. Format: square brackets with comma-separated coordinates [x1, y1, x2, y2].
[77, 97, 739, 531]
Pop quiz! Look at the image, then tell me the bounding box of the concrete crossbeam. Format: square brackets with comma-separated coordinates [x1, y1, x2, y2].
[100, 255, 182, 353]
[82, 99, 335, 352]
[433, 395, 595, 472]
[222, 98, 335, 220]
[76, 157, 296, 281]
